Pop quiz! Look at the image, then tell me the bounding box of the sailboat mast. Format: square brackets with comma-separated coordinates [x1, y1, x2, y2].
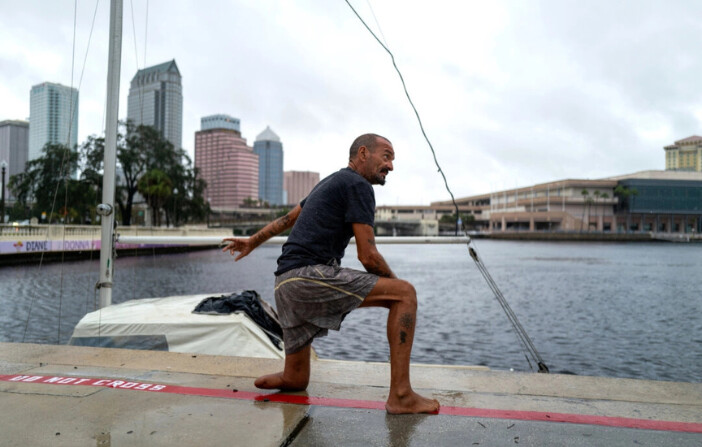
[97, 0, 123, 308]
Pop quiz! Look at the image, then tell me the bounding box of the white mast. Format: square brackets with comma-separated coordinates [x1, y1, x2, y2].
[96, 0, 123, 308]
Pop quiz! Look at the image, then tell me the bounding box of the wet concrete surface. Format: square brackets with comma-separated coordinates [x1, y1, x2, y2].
[0, 342, 700, 446]
[291, 406, 702, 447]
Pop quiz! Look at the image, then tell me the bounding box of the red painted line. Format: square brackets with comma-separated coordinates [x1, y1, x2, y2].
[2, 374, 700, 434]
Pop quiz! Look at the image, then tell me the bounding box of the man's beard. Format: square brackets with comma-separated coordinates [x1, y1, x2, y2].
[372, 171, 388, 185]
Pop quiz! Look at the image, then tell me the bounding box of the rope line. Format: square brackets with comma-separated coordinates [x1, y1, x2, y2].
[343, 0, 460, 221]
[469, 247, 548, 372]
[344, 0, 549, 373]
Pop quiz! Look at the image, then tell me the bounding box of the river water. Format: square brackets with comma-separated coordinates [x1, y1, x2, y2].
[1, 240, 700, 383]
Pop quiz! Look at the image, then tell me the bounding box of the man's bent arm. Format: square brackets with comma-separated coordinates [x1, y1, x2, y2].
[223, 204, 302, 261]
[250, 204, 302, 247]
[352, 223, 397, 279]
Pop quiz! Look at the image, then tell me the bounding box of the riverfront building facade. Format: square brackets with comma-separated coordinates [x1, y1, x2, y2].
[284, 171, 320, 205]
[426, 170, 702, 234]
[253, 127, 284, 206]
[194, 120, 258, 209]
[127, 60, 183, 149]
[28, 82, 79, 160]
[664, 135, 702, 172]
[0, 120, 29, 202]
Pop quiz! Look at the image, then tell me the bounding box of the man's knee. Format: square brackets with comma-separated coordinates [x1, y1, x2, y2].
[395, 279, 417, 308]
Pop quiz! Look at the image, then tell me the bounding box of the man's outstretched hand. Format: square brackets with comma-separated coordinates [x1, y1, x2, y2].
[221, 237, 253, 261]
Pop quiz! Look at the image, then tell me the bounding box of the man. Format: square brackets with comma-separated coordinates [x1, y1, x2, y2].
[222, 133, 439, 414]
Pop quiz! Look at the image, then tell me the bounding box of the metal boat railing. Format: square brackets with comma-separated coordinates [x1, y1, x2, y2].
[116, 235, 469, 245]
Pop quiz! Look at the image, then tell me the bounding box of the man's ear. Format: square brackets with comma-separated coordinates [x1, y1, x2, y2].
[357, 146, 369, 161]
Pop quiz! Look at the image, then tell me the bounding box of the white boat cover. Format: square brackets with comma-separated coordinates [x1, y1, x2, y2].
[69, 294, 285, 359]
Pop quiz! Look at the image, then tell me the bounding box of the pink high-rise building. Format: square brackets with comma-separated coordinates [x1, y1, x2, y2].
[195, 117, 258, 209]
[284, 170, 320, 205]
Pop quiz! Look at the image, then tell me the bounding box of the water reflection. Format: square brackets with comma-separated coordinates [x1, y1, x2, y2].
[384, 413, 430, 447]
[1, 241, 701, 383]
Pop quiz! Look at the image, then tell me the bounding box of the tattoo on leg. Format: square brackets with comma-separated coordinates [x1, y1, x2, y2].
[399, 313, 414, 330]
[400, 330, 407, 344]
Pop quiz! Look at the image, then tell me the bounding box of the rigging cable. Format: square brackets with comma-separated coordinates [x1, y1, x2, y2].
[344, 0, 549, 373]
[128, 0, 151, 301]
[21, 0, 103, 343]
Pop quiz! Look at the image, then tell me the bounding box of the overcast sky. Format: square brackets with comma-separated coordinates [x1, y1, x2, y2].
[1, 0, 701, 205]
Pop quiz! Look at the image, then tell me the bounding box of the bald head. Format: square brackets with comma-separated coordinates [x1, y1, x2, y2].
[349, 133, 391, 161]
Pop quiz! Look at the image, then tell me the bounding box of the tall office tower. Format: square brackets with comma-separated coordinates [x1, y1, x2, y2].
[253, 126, 284, 206]
[0, 120, 29, 202]
[28, 82, 79, 160]
[284, 170, 320, 205]
[194, 118, 258, 209]
[127, 60, 183, 149]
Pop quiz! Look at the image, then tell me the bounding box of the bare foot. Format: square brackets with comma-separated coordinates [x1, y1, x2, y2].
[254, 372, 308, 391]
[385, 390, 440, 415]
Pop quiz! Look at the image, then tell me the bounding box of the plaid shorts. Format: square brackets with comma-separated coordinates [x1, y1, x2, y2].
[274, 263, 379, 354]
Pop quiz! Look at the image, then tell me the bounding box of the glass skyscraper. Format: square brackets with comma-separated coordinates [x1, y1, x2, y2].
[0, 120, 29, 201]
[28, 82, 79, 160]
[127, 60, 183, 149]
[253, 126, 284, 206]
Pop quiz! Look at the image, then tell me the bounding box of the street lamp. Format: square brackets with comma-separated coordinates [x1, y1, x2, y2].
[1, 160, 7, 224]
[207, 197, 211, 228]
[172, 187, 178, 227]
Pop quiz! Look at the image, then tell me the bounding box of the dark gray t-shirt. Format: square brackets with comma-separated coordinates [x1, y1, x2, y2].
[275, 167, 375, 275]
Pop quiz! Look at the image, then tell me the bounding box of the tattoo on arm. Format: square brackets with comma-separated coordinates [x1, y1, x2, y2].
[367, 259, 393, 278]
[251, 213, 294, 247]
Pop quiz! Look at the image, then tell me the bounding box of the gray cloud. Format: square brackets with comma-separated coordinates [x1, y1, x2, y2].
[2, 0, 700, 205]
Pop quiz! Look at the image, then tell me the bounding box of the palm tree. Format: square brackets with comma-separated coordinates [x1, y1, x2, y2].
[599, 192, 609, 231]
[614, 185, 638, 232]
[138, 169, 173, 227]
[580, 189, 589, 232]
[593, 190, 601, 231]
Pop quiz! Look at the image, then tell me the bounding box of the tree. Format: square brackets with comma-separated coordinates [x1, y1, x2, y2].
[614, 185, 639, 232]
[599, 192, 609, 231]
[580, 189, 590, 232]
[82, 121, 208, 226]
[243, 197, 258, 208]
[593, 190, 601, 231]
[8, 143, 95, 224]
[81, 123, 145, 225]
[440, 212, 475, 230]
[167, 164, 208, 226]
[138, 169, 172, 227]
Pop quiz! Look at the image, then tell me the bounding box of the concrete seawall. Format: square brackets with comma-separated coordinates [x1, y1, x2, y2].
[0, 225, 231, 265]
[485, 231, 656, 242]
[1, 342, 700, 445]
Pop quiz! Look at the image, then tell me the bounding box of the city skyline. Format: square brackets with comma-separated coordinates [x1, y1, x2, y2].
[3, 2, 702, 206]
